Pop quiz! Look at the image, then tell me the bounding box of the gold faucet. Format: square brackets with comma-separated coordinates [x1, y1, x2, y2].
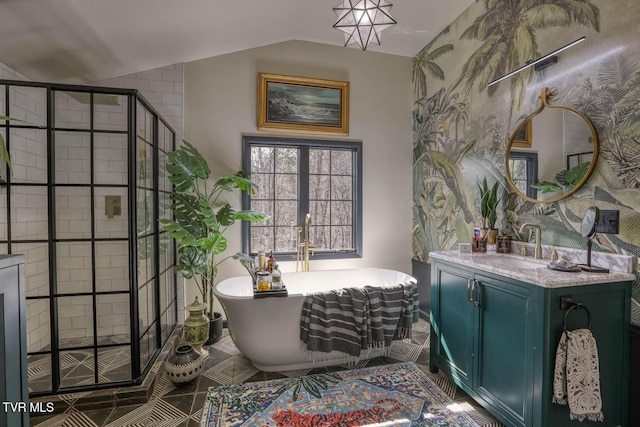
[296, 213, 314, 271]
[519, 223, 543, 259]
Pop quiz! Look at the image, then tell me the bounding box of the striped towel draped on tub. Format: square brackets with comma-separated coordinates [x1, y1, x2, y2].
[300, 282, 419, 359]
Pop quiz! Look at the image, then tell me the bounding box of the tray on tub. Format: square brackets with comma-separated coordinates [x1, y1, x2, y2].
[253, 283, 287, 298]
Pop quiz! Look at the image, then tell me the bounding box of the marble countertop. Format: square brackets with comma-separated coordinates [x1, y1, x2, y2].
[429, 251, 636, 288]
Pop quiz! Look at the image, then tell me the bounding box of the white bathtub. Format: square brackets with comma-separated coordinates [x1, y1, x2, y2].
[213, 268, 417, 372]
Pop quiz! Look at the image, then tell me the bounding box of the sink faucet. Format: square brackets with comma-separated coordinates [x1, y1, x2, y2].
[518, 223, 543, 259]
[296, 213, 314, 271]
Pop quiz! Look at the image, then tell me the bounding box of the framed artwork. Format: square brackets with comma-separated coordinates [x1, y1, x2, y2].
[512, 120, 532, 148]
[257, 73, 349, 135]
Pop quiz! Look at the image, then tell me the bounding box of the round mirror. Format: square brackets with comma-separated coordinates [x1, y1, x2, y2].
[505, 88, 599, 203]
[580, 206, 599, 238]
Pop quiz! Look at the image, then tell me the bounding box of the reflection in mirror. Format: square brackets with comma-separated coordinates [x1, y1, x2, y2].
[508, 152, 538, 199]
[505, 88, 599, 204]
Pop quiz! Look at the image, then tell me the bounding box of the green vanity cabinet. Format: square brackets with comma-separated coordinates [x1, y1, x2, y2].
[0, 255, 29, 427]
[430, 267, 475, 387]
[430, 257, 631, 427]
[430, 261, 538, 427]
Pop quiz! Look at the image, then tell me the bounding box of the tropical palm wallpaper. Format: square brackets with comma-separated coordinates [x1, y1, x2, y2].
[412, 0, 640, 325]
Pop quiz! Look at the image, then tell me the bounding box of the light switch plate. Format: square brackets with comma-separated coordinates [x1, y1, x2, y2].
[596, 209, 619, 234]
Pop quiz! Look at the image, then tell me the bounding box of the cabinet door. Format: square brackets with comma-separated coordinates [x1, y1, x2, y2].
[0, 261, 29, 427]
[474, 274, 535, 427]
[431, 265, 475, 387]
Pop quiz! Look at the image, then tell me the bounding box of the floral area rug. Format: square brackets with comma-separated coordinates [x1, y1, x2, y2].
[200, 362, 479, 426]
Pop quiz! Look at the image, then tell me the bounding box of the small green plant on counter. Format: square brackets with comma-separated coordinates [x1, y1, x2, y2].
[160, 140, 269, 318]
[478, 177, 500, 230]
[530, 162, 590, 194]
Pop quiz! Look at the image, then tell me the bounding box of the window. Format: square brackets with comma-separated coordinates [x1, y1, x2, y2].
[509, 152, 538, 199]
[242, 135, 362, 260]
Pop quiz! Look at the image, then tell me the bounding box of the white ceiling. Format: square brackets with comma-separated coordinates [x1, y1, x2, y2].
[0, 0, 473, 83]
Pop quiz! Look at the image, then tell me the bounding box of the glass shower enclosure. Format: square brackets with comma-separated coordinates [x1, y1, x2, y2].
[0, 79, 178, 395]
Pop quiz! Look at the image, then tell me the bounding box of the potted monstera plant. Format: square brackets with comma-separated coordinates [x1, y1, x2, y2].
[160, 141, 268, 349]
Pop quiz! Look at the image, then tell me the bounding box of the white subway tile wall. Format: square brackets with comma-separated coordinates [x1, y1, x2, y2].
[1, 60, 184, 368]
[10, 186, 48, 240]
[10, 127, 47, 183]
[54, 131, 92, 184]
[94, 134, 128, 185]
[95, 241, 129, 292]
[55, 91, 91, 129]
[0, 62, 30, 81]
[97, 63, 184, 143]
[57, 295, 93, 341]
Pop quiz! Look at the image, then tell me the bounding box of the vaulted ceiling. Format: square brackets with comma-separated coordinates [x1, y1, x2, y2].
[0, 0, 473, 83]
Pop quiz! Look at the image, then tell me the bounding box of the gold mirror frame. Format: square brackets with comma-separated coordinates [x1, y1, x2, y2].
[505, 87, 600, 204]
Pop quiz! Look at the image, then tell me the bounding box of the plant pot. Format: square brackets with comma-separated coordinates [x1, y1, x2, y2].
[183, 297, 209, 357]
[164, 344, 204, 386]
[205, 312, 223, 345]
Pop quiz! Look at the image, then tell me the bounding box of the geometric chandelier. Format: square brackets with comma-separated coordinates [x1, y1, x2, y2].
[332, 0, 397, 51]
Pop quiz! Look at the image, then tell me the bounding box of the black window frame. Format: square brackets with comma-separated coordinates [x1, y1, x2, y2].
[242, 135, 363, 261]
[509, 151, 538, 199]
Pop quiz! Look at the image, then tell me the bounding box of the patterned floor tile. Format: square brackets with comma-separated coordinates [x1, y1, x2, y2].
[201, 346, 233, 370]
[196, 375, 223, 393]
[432, 373, 459, 398]
[190, 393, 207, 416]
[144, 399, 190, 425]
[160, 394, 195, 416]
[201, 355, 258, 385]
[386, 338, 424, 362]
[245, 370, 287, 383]
[411, 331, 429, 346]
[101, 404, 144, 425]
[151, 373, 176, 399]
[207, 331, 239, 356]
[276, 368, 312, 378]
[338, 358, 371, 369]
[77, 407, 115, 426]
[32, 410, 101, 427]
[103, 402, 154, 427]
[413, 319, 430, 333]
[29, 413, 61, 426]
[162, 375, 200, 397]
[33, 319, 503, 427]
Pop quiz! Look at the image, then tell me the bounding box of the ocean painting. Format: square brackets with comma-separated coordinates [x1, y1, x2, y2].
[266, 82, 342, 126]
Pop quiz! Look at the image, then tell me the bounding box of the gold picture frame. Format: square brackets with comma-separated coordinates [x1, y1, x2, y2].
[512, 119, 532, 148]
[257, 73, 349, 135]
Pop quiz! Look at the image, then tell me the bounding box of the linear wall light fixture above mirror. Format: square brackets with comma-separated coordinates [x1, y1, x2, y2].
[487, 36, 586, 87]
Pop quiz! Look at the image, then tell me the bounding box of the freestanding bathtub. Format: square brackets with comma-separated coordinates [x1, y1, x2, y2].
[213, 268, 417, 372]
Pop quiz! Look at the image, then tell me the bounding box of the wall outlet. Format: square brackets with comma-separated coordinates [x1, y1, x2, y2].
[596, 209, 619, 234]
[459, 243, 472, 254]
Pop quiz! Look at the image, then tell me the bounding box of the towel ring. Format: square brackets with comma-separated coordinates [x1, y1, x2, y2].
[563, 303, 591, 331]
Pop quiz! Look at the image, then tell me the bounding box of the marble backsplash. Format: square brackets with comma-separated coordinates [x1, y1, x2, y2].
[509, 241, 637, 275]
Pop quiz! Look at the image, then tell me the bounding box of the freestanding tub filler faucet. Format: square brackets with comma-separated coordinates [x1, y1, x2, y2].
[519, 223, 543, 259]
[296, 213, 314, 271]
